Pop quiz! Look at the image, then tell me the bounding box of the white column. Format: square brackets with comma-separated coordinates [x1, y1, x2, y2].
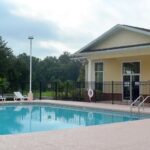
[87, 59, 92, 89]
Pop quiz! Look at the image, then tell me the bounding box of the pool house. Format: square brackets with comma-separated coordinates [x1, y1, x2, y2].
[74, 24, 150, 102]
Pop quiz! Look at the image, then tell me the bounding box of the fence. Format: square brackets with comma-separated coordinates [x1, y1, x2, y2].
[1, 81, 150, 103]
[0, 81, 41, 100]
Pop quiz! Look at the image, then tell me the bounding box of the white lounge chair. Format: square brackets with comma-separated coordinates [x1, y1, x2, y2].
[14, 92, 28, 101]
[0, 95, 6, 101]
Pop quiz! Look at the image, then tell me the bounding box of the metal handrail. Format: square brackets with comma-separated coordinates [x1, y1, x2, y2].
[138, 96, 150, 113]
[130, 95, 144, 113]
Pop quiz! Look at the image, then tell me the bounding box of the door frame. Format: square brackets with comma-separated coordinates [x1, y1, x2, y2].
[121, 61, 141, 101]
[122, 74, 140, 101]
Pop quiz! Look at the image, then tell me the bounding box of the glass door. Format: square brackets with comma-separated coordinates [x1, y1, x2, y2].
[131, 75, 140, 100]
[122, 62, 140, 101]
[123, 75, 131, 100]
[123, 75, 139, 101]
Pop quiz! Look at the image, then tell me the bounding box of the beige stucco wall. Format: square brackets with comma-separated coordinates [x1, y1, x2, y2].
[102, 55, 150, 94]
[86, 56, 145, 81]
[92, 29, 150, 50]
[102, 55, 150, 82]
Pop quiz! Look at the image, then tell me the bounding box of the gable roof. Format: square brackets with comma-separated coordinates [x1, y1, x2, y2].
[75, 24, 150, 54]
[123, 25, 150, 33]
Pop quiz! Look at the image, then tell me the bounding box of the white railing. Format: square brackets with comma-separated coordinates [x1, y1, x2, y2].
[138, 96, 150, 113]
[130, 95, 144, 113]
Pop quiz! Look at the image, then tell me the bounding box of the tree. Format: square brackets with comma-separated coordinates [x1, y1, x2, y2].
[0, 36, 83, 93]
[59, 51, 71, 64]
[58, 52, 81, 81]
[0, 36, 14, 77]
[0, 77, 9, 89]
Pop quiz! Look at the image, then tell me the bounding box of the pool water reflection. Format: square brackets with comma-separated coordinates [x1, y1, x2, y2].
[0, 104, 148, 135]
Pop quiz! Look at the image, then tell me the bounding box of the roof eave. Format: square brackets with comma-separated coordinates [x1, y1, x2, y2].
[121, 25, 150, 36]
[75, 45, 150, 58]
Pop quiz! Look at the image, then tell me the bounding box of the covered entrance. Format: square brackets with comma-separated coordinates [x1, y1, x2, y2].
[123, 62, 140, 101]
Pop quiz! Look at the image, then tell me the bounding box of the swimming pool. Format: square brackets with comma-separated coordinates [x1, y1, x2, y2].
[0, 104, 149, 135]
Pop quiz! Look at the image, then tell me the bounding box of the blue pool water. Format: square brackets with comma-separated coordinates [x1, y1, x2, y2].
[0, 104, 149, 135]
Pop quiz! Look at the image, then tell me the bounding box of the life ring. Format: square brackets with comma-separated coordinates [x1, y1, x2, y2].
[88, 88, 94, 98]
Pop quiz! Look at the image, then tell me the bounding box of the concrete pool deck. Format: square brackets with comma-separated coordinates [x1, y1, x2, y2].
[0, 100, 150, 150]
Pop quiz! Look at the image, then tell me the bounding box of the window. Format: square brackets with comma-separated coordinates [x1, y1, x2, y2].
[95, 62, 103, 90]
[95, 63, 103, 72]
[123, 62, 140, 74]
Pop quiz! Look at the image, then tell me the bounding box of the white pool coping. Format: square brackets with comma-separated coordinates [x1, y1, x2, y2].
[0, 100, 150, 150]
[1, 99, 150, 114]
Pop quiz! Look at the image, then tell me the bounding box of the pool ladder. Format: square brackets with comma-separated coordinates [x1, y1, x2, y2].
[138, 96, 150, 113]
[130, 95, 150, 114]
[130, 95, 144, 113]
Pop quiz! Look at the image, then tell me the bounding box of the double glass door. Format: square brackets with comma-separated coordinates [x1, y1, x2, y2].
[123, 62, 140, 101]
[123, 75, 140, 100]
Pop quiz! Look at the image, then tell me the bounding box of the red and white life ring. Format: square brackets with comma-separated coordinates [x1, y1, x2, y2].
[88, 88, 94, 98]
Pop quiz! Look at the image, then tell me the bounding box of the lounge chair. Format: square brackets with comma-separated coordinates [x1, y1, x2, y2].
[0, 95, 6, 101]
[14, 92, 28, 101]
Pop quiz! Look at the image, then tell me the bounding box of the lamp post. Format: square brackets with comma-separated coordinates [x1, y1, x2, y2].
[28, 36, 34, 100]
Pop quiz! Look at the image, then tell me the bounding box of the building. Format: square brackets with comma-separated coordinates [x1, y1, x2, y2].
[74, 24, 150, 102]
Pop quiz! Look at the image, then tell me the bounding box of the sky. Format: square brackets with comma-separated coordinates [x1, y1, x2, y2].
[1, 0, 150, 59]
